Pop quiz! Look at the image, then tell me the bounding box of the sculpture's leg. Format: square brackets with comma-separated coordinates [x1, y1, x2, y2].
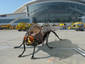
[14, 39, 25, 48]
[18, 43, 26, 57]
[31, 46, 36, 59]
[46, 34, 54, 49]
[51, 30, 62, 40]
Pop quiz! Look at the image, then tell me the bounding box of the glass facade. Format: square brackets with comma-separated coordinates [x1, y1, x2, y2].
[15, 19, 30, 23]
[0, 19, 13, 23]
[0, 19, 30, 23]
[28, 1, 85, 23]
[0, 13, 30, 24]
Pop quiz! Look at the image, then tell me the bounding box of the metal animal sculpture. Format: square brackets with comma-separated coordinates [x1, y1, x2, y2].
[14, 24, 62, 59]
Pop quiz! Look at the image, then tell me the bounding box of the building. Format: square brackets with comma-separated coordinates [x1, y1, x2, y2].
[0, 13, 31, 25]
[0, 0, 85, 24]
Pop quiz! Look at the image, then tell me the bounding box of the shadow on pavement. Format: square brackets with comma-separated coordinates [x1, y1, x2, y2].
[21, 39, 79, 59]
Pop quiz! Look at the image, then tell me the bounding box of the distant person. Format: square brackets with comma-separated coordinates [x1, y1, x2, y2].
[63, 23, 67, 29]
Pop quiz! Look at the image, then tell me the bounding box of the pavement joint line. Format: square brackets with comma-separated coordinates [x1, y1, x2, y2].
[0, 46, 78, 50]
[73, 48, 85, 57]
[0, 46, 13, 50]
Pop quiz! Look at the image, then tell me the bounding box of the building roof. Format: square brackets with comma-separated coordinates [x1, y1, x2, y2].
[14, 0, 85, 13]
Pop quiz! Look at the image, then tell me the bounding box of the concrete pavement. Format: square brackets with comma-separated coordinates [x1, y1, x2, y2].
[0, 30, 85, 64]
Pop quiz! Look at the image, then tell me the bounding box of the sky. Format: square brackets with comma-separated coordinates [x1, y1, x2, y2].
[0, 0, 32, 14]
[0, 0, 85, 15]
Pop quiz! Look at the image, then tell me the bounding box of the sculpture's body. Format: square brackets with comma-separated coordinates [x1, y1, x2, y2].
[14, 23, 62, 59]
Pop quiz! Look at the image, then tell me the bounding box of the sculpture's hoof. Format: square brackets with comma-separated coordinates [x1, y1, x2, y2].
[31, 57, 37, 59]
[49, 47, 55, 49]
[18, 55, 22, 57]
[14, 46, 20, 48]
[60, 39, 63, 41]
